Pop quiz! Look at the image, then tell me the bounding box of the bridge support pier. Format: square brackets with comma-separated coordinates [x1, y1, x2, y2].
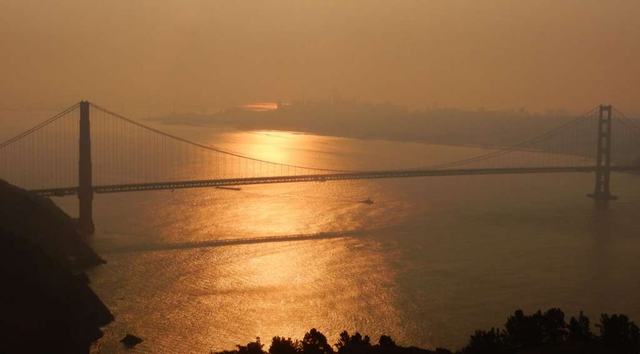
[78, 101, 95, 234]
[588, 105, 617, 201]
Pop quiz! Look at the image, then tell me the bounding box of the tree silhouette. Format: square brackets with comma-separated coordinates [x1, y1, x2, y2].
[214, 338, 265, 354]
[540, 308, 569, 345]
[460, 328, 509, 354]
[212, 310, 640, 354]
[269, 336, 301, 354]
[302, 329, 334, 354]
[504, 310, 544, 349]
[597, 314, 640, 354]
[335, 331, 371, 354]
[378, 335, 396, 348]
[568, 311, 593, 342]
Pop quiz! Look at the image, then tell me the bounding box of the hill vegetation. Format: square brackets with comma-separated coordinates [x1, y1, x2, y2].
[213, 308, 640, 354]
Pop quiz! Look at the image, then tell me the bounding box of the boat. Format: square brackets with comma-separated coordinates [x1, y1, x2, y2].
[360, 198, 374, 205]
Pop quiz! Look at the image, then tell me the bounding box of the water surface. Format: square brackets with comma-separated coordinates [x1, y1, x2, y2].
[45, 126, 640, 353]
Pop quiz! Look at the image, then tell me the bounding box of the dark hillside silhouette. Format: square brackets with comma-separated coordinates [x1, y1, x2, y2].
[0, 180, 104, 268]
[0, 230, 113, 353]
[0, 180, 112, 353]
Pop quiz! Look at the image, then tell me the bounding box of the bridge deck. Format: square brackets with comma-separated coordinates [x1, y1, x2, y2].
[31, 166, 640, 197]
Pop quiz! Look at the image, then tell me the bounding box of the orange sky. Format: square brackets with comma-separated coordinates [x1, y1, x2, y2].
[1, 0, 639, 114]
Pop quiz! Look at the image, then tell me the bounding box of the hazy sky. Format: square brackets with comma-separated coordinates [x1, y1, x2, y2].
[1, 0, 639, 113]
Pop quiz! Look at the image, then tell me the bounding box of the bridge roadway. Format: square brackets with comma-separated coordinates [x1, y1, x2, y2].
[31, 165, 640, 197]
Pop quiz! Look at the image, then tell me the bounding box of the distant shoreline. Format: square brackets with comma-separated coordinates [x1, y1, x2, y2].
[150, 118, 517, 153]
[151, 119, 609, 165]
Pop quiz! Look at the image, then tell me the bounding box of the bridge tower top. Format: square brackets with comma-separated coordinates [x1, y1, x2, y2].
[589, 104, 616, 201]
[600, 104, 612, 112]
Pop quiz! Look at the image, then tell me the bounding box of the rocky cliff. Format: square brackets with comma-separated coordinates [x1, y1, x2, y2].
[0, 180, 113, 354]
[0, 180, 104, 268]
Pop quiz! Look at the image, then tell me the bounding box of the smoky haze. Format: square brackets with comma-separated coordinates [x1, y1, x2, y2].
[1, 0, 639, 113]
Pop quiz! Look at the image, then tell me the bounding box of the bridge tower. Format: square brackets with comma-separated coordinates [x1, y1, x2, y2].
[589, 105, 617, 201]
[78, 101, 95, 234]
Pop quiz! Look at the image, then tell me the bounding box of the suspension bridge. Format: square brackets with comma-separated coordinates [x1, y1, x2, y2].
[1, 101, 639, 234]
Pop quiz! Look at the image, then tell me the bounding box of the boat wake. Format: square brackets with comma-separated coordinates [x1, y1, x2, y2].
[102, 229, 374, 254]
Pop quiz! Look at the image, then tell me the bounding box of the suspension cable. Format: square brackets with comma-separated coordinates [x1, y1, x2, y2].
[406, 107, 599, 170]
[89, 103, 356, 173]
[0, 103, 80, 149]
